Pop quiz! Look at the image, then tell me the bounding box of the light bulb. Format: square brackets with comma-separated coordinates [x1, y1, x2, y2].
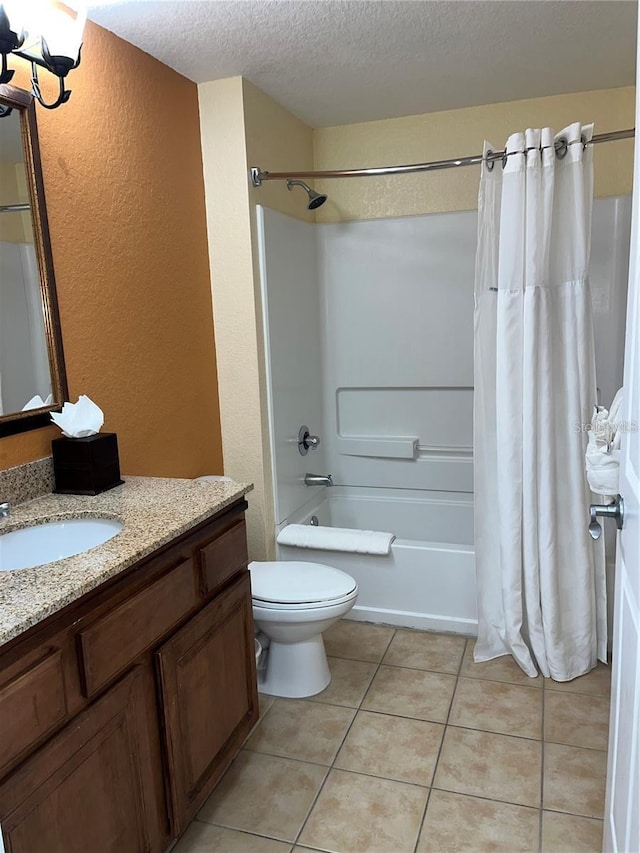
[27, 1, 86, 69]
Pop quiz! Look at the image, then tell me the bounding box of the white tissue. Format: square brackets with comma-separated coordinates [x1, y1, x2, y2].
[50, 395, 104, 438]
[22, 393, 53, 411]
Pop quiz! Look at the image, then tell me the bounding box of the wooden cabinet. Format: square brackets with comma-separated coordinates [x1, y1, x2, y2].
[157, 572, 258, 832]
[0, 668, 165, 853]
[0, 648, 67, 771]
[78, 556, 198, 698]
[0, 499, 257, 853]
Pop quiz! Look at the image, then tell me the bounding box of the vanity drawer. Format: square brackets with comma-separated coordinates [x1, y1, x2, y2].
[200, 519, 248, 594]
[78, 557, 198, 697]
[0, 648, 67, 773]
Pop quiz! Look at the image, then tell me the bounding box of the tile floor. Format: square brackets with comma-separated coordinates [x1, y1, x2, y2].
[175, 620, 611, 853]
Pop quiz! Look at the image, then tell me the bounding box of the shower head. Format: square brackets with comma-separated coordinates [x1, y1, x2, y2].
[286, 179, 328, 210]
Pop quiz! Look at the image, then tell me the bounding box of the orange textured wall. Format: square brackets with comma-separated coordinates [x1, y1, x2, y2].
[1, 22, 223, 477]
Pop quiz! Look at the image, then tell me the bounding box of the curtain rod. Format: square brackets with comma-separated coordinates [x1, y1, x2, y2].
[250, 127, 635, 186]
[0, 203, 30, 213]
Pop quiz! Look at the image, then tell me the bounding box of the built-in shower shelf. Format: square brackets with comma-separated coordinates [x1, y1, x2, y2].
[337, 436, 419, 459]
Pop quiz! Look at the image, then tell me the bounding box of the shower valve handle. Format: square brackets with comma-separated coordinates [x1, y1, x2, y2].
[298, 426, 321, 456]
[588, 495, 624, 540]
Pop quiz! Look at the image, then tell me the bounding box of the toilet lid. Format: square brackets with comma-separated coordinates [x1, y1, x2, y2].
[249, 561, 357, 605]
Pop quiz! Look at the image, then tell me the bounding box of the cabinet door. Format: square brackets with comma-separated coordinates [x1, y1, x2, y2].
[157, 571, 258, 832]
[0, 667, 165, 853]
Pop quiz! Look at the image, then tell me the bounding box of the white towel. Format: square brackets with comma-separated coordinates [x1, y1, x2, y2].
[586, 444, 621, 498]
[277, 523, 396, 555]
[586, 389, 623, 499]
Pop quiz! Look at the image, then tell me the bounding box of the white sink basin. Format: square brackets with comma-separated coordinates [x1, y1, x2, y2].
[0, 518, 124, 572]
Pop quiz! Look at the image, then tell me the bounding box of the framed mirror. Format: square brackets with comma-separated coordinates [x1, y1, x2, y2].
[0, 83, 67, 438]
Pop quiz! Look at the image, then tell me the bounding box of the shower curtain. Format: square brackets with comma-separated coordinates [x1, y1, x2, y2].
[20, 243, 51, 400]
[474, 122, 607, 680]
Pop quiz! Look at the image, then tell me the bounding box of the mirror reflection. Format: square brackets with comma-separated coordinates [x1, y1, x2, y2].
[0, 107, 53, 416]
[0, 85, 67, 438]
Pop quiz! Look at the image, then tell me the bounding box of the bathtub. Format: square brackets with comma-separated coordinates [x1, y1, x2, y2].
[276, 487, 477, 635]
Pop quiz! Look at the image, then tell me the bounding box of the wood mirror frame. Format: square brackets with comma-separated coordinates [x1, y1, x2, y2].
[0, 84, 68, 438]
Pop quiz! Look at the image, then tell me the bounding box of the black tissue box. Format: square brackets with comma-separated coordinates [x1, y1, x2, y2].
[52, 433, 124, 495]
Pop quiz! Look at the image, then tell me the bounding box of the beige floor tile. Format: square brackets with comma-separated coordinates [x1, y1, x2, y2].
[174, 822, 291, 853]
[323, 619, 394, 662]
[543, 743, 607, 818]
[541, 811, 604, 852]
[449, 676, 543, 739]
[544, 691, 609, 750]
[299, 768, 428, 853]
[417, 789, 540, 852]
[545, 663, 611, 697]
[383, 629, 465, 673]
[258, 693, 276, 717]
[308, 657, 377, 708]
[434, 727, 542, 807]
[362, 665, 456, 722]
[245, 699, 355, 765]
[198, 751, 327, 841]
[335, 710, 444, 786]
[461, 640, 543, 688]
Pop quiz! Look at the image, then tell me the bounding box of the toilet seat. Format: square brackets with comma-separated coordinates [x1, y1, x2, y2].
[253, 588, 358, 611]
[249, 560, 357, 608]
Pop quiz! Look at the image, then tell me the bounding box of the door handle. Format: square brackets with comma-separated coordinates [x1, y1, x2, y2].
[588, 495, 624, 540]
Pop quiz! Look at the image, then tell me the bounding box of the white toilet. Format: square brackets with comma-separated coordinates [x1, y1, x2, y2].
[249, 560, 358, 698]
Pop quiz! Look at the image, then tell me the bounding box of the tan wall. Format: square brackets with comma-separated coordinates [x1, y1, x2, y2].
[0, 22, 223, 477]
[243, 79, 318, 221]
[198, 77, 314, 559]
[314, 87, 635, 222]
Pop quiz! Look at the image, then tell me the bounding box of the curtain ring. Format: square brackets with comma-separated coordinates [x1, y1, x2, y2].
[581, 134, 588, 151]
[501, 151, 508, 169]
[556, 138, 568, 159]
[485, 150, 495, 172]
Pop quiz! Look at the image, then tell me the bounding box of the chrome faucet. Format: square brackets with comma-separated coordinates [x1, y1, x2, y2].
[304, 473, 334, 487]
[0, 503, 10, 518]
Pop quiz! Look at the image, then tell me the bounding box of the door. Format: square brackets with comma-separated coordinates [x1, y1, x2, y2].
[156, 571, 258, 833]
[604, 17, 640, 852]
[0, 667, 165, 853]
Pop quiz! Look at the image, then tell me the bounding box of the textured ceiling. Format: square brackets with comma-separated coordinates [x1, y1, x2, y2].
[87, 1, 637, 128]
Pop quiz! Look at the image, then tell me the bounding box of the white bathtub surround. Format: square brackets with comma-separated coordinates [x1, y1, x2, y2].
[258, 198, 628, 637]
[256, 207, 326, 528]
[474, 123, 607, 681]
[277, 523, 396, 555]
[277, 488, 477, 634]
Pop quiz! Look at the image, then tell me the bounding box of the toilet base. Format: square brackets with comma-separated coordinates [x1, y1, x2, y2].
[258, 633, 331, 698]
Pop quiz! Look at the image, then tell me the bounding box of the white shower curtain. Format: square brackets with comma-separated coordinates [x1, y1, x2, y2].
[474, 122, 607, 680]
[20, 243, 52, 400]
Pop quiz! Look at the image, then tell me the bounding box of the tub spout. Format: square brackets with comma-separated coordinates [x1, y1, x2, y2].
[304, 473, 334, 487]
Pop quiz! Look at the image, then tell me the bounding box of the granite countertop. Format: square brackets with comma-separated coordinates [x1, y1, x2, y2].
[0, 476, 252, 647]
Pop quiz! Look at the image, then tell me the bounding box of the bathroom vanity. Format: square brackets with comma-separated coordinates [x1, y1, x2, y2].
[0, 477, 257, 852]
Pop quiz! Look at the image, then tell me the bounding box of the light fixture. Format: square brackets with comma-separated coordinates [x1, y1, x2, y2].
[0, 1, 86, 109]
